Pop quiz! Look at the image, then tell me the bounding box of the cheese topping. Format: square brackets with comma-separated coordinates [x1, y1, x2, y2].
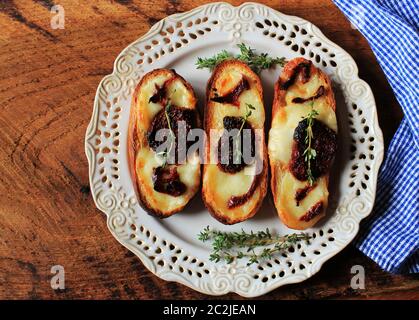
[132, 70, 200, 213]
[136, 73, 195, 134]
[135, 149, 200, 211]
[268, 65, 337, 225]
[204, 64, 265, 220]
[269, 72, 337, 164]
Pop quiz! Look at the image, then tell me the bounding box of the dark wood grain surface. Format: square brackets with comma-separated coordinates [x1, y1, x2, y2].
[0, 0, 417, 300]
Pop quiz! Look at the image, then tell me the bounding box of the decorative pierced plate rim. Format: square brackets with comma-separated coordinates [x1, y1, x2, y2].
[85, 2, 384, 297]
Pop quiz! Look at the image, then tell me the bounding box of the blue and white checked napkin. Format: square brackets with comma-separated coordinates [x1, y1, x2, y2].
[333, 0, 418, 273]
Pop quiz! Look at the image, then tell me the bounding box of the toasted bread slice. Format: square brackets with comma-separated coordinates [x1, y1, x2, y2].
[202, 60, 268, 224]
[268, 57, 338, 230]
[128, 69, 201, 218]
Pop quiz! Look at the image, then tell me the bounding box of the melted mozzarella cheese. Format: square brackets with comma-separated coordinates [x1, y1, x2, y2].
[166, 78, 195, 108]
[268, 97, 337, 164]
[203, 163, 261, 220]
[214, 69, 243, 96]
[269, 72, 337, 164]
[135, 73, 195, 134]
[132, 71, 199, 213]
[268, 68, 337, 225]
[136, 73, 171, 134]
[276, 170, 328, 219]
[135, 148, 200, 212]
[203, 64, 265, 220]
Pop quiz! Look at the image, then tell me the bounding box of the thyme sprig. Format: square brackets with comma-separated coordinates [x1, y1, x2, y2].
[236, 43, 287, 74]
[156, 101, 176, 167]
[303, 101, 319, 185]
[239, 103, 255, 134]
[196, 43, 287, 73]
[198, 226, 311, 265]
[234, 103, 255, 163]
[196, 50, 232, 70]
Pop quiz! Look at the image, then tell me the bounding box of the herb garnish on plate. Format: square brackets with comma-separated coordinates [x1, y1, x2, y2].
[196, 43, 287, 73]
[198, 226, 311, 265]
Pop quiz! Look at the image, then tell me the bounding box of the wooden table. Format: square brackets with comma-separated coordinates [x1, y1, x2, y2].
[0, 0, 417, 300]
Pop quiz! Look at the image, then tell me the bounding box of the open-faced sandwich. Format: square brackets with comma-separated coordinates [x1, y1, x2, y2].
[128, 69, 201, 218]
[268, 57, 338, 230]
[202, 60, 268, 224]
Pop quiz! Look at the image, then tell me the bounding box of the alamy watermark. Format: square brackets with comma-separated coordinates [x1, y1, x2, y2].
[50, 265, 65, 290]
[50, 5, 65, 29]
[350, 265, 365, 290]
[152, 124, 264, 175]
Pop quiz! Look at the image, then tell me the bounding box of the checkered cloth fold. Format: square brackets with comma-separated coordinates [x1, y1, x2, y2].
[333, 0, 418, 273]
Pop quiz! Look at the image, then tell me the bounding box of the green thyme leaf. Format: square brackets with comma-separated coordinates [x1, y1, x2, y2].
[303, 101, 319, 185]
[196, 43, 287, 73]
[196, 50, 233, 70]
[233, 103, 255, 163]
[198, 227, 311, 265]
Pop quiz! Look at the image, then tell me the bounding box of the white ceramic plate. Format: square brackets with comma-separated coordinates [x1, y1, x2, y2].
[85, 2, 384, 297]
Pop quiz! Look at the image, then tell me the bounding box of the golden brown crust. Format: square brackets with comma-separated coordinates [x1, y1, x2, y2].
[202, 59, 268, 225]
[269, 57, 336, 230]
[128, 69, 201, 218]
